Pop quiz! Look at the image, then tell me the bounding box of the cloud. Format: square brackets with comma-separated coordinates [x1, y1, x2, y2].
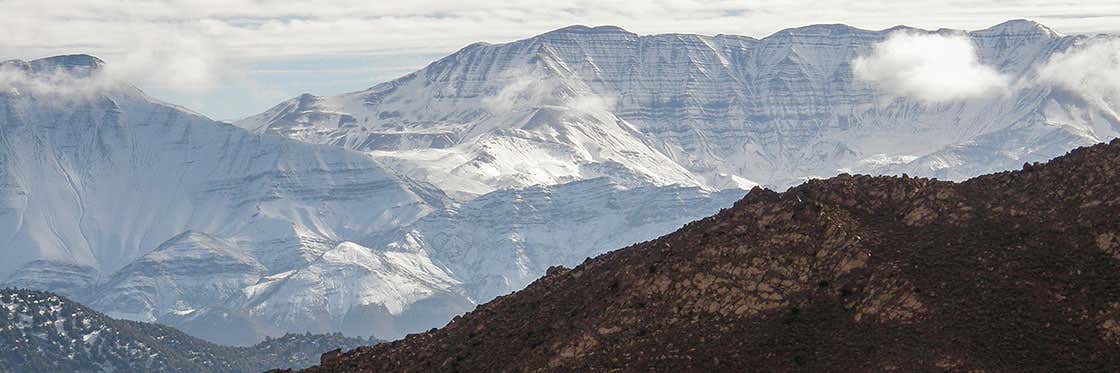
[0, 35, 233, 104]
[567, 94, 617, 114]
[106, 32, 235, 94]
[482, 69, 558, 114]
[482, 68, 616, 115]
[852, 31, 1011, 103]
[0, 60, 119, 101]
[853, 31, 1120, 107]
[1034, 37, 1120, 104]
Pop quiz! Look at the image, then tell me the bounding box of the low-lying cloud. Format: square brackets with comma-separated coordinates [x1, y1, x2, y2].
[482, 68, 616, 115]
[0, 62, 118, 100]
[852, 32, 1011, 103]
[1035, 37, 1120, 104]
[1, 28, 238, 104]
[482, 69, 557, 114]
[854, 31, 1120, 107]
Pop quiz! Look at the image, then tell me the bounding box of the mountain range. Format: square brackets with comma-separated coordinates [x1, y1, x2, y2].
[306, 139, 1120, 371]
[237, 19, 1116, 195]
[2, 19, 1119, 346]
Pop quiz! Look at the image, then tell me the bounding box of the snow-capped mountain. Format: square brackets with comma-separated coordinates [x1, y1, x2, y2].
[6, 19, 1120, 348]
[87, 232, 266, 323]
[373, 178, 744, 302]
[0, 55, 454, 341]
[238, 20, 1118, 194]
[232, 241, 473, 341]
[1, 54, 742, 343]
[0, 55, 438, 280]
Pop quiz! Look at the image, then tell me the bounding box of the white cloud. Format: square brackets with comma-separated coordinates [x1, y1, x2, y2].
[482, 68, 617, 115]
[0, 62, 120, 102]
[852, 31, 1011, 103]
[482, 69, 558, 114]
[107, 32, 235, 94]
[567, 94, 617, 114]
[1035, 37, 1120, 105]
[0, 33, 235, 110]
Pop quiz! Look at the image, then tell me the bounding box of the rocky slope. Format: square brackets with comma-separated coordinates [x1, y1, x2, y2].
[307, 139, 1120, 371]
[0, 288, 373, 372]
[239, 20, 1117, 196]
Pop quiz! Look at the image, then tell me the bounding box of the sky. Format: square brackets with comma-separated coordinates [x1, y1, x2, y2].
[3, 0, 1120, 120]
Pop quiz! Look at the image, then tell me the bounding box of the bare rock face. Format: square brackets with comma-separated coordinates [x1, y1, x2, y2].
[307, 139, 1120, 371]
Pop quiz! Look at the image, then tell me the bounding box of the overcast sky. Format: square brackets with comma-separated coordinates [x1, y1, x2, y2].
[4, 0, 1119, 119]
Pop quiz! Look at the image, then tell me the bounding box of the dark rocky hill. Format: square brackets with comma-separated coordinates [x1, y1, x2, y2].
[306, 139, 1120, 371]
[0, 289, 375, 372]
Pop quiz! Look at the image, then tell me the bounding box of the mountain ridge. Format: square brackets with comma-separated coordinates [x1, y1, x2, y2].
[237, 19, 1113, 198]
[2, 54, 739, 344]
[305, 138, 1120, 371]
[0, 56, 458, 342]
[5, 19, 1120, 348]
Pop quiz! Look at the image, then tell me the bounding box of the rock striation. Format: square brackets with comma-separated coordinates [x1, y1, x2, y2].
[239, 20, 1116, 195]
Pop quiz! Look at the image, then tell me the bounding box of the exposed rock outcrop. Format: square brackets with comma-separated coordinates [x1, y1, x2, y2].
[308, 139, 1120, 371]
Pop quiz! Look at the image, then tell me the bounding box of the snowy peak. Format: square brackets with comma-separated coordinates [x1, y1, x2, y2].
[9, 19, 1120, 351]
[975, 19, 1062, 38]
[1, 54, 450, 343]
[191, 17, 1120, 291]
[30, 54, 106, 72]
[0, 53, 106, 82]
[763, 23, 871, 39]
[530, 25, 639, 50]
[2, 54, 106, 76]
[539, 25, 634, 37]
[236, 19, 1120, 196]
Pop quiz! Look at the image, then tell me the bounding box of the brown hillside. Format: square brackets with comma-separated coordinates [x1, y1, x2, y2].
[307, 139, 1120, 371]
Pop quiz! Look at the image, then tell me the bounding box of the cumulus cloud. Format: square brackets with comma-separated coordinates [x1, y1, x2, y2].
[853, 31, 1120, 107]
[852, 32, 1011, 103]
[1035, 37, 1120, 104]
